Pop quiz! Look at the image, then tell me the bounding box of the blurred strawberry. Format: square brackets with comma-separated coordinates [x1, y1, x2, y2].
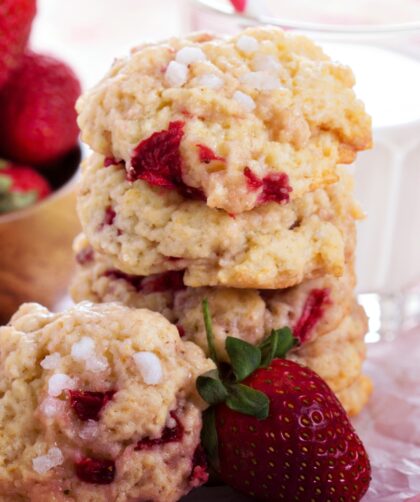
[0, 0, 36, 88]
[0, 160, 51, 213]
[0, 51, 81, 166]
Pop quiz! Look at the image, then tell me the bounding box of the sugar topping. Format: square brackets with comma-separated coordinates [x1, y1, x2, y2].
[40, 353, 61, 370]
[252, 54, 282, 73]
[233, 90, 256, 112]
[240, 71, 281, 91]
[71, 336, 108, 373]
[133, 351, 163, 385]
[40, 396, 66, 418]
[165, 414, 177, 429]
[79, 420, 100, 441]
[48, 374, 77, 397]
[32, 447, 64, 474]
[165, 61, 188, 87]
[196, 73, 223, 89]
[71, 337, 95, 360]
[176, 46, 207, 65]
[236, 35, 259, 53]
[85, 356, 109, 373]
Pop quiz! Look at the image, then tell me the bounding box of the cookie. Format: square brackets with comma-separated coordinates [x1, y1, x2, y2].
[287, 303, 368, 394]
[77, 27, 371, 214]
[77, 154, 361, 289]
[71, 234, 356, 356]
[337, 375, 373, 417]
[0, 302, 214, 502]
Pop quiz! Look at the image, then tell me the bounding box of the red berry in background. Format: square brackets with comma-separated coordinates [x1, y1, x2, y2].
[230, 0, 247, 12]
[0, 51, 81, 166]
[0, 160, 51, 213]
[215, 359, 371, 502]
[0, 0, 36, 88]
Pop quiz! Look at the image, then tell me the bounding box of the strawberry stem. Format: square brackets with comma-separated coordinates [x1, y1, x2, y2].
[202, 299, 219, 368]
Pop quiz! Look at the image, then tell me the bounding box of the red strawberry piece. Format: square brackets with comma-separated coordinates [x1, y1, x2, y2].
[189, 446, 209, 488]
[129, 121, 206, 201]
[135, 412, 184, 450]
[0, 0, 36, 88]
[140, 270, 185, 294]
[103, 270, 185, 294]
[75, 457, 116, 485]
[0, 51, 81, 166]
[215, 359, 370, 501]
[68, 390, 116, 422]
[196, 144, 225, 164]
[230, 0, 247, 12]
[103, 270, 145, 291]
[0, 161, 51, 213]
[244, 167, 292, 205]
[103, 156, 123, 168]
[176, 324, 186, 338]
[294, 288, 331, 344]
[243, 166, 263, 191]
[103, 206, 116, 226]
[75, 246, 95, 266]
[129, 121, 184, 189]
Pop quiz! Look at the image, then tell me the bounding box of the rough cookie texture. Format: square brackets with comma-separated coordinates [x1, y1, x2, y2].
[337, 374, 373, 417]
[77, 27, 371, 214]
[69, 252, 367, 415]
[71, 235, 356, 358]
[0, 302, 214, 502]
[77, 154, 361, 289]
[287, 304, 368, 395]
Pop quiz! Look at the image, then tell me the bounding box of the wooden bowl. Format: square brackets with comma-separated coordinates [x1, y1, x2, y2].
[0, 148, 82, 324]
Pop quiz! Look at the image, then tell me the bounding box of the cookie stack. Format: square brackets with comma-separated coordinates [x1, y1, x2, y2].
[72, 27, 373, 416]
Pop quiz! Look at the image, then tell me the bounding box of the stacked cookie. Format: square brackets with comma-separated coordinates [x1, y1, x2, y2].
[72, 27, 372, 416]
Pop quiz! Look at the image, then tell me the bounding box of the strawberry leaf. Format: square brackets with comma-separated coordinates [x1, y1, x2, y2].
[0, 191, 37, 213]
[259, 327, 297, 367]
[202, 299, 219, 367]
[201, 407, 220, 470]
[197, 370, 229, 405]
[226, 337, 261, 382]
[0, 175, 12, 192]
[226, 384, 269, 420]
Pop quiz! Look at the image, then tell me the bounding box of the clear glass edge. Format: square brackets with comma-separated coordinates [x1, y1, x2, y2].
[194, 0, 420, 35]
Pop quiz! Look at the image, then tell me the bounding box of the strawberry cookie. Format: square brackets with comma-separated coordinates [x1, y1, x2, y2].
[77, 154, 361, 289]
[0, 302, 214, 501]
[288, 304, 368, 394]
[77, 27, 371, 214]
[71, 233, 356, 352]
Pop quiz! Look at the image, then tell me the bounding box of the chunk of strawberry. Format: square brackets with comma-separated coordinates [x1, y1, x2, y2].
[244, 166, 292, 205]
[129, 122, 205, 200]
[75, 457, 115, 485]
[68, 390, 116, 422]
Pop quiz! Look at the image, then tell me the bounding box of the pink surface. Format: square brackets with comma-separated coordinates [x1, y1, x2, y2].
[353, 329, 420, 501]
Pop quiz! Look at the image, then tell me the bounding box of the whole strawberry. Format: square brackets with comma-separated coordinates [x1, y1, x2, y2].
[0, 0, 36, 88]
[0, 160, 51, 213]
[198, 300, 371, 502]
[0, 51, 81, 166]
